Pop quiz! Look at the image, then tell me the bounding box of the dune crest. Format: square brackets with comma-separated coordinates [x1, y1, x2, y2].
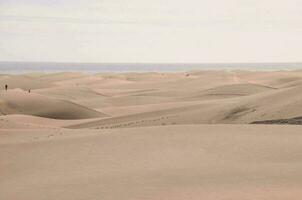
[0, 89, 107, 119]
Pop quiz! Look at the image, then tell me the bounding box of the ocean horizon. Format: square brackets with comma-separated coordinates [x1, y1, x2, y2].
[1, 61, 302, 74]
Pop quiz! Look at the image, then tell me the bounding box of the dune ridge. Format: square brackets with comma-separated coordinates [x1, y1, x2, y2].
[0, 89, 107, 119]
[2, 70, 302, 126]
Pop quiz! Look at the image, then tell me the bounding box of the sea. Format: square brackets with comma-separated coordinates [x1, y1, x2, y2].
[0, 62, 302, 74]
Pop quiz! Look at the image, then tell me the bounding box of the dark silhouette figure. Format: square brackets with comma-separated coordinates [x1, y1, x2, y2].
[28, 89, 31, 93]
[5, 84, 7, 91]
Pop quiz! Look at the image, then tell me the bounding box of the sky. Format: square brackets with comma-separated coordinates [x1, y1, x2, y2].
[0, 0, 302, 63]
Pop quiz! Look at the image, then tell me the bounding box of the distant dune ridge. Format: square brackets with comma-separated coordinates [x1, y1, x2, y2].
[1, 70, 302, 200]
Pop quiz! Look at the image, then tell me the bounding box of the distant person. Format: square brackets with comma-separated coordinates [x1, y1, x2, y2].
[5, 84, 7, 91]
[28, 89, 31, 93]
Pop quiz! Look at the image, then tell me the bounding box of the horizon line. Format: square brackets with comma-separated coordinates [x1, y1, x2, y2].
[1, 61, 302, 64]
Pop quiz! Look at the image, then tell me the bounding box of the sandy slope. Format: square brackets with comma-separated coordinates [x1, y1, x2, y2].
[0, 74, 53, 90]
[2, 71, 302, 127]
[36, 72, 87, 83]
[0, 114, 103, 129]
[0, 89, 107, 119]
[1, 125, 302, 200]
[56, 71, 302, 129]
[35, 86, 107, 101]
[2, 70, 302, 199]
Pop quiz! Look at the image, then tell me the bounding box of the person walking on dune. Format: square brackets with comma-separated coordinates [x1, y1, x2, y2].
[5, 84, 7, 91]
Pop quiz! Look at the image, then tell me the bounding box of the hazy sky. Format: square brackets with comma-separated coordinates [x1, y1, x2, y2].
[0, 0, 302, 63]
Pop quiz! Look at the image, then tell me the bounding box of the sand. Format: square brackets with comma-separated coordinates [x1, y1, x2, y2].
[1, 70, 302, 199]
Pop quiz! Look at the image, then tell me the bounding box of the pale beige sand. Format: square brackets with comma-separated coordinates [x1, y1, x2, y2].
[0, 89, 107, 119]
[0, 114, 104, 129]
[1, 70, 302, 199]
[1, 125, 302, 200]
[0, 74, 53, 90]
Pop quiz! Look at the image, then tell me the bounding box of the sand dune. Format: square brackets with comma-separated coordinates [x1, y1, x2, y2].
[0, 74, 53, 90]
[36, 72, 87, 83]
[224, 84, 302, 123]
[97, 101, 202, 117]
[1, 125, 302, 200]
[17, 70, 292, 129]
[0, 89, 107, 119]
[187, 83, 276, 100]
[66, 99, 226, 129]
[233, 70, 302, 87]
[1, 71, 301, 127]
[35, 86, 107, 101]
[0, 114, 102, 128]
[2, 70, 302, 200]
